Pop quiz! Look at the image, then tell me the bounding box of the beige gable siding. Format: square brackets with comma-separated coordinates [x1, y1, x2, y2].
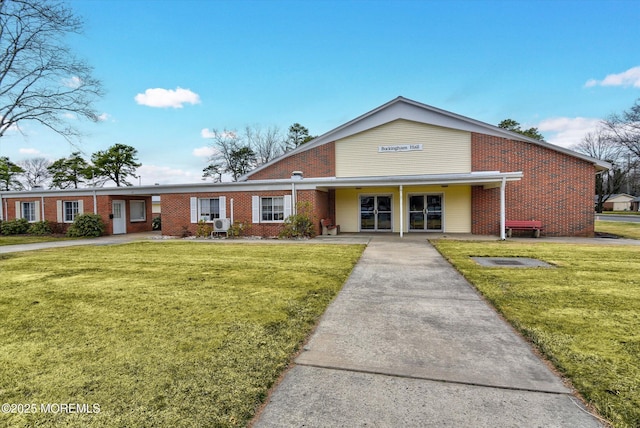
[335, 119, 471, 178]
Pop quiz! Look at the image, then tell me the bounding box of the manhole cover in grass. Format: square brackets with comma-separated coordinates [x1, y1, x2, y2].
[492, 259, 525, 266]
[471, 257, 554, 268]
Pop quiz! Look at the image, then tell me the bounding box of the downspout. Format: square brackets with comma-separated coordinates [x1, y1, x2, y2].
[93, 189, 98, 214]
[291, 171, 303, 216]
[230, 198, 234, 223]
[500, 176, 506, 240]
[399, 185, 404, 238]
[41, 196, 45, 220]
[291, 182, 296, 216]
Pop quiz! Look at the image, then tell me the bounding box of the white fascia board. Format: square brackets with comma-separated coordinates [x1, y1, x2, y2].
[300, 171, 523, 188]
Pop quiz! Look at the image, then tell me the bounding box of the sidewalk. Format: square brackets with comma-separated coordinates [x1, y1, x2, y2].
[0, 231, 160, 254]
[252, 236, 604, 427]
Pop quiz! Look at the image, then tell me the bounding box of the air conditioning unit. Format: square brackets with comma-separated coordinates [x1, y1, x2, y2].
[214, 218, 231, 232]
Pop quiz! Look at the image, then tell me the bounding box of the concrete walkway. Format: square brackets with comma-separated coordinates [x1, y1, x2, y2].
[0, 231, 161, 254]
[253, 236, 605, 427]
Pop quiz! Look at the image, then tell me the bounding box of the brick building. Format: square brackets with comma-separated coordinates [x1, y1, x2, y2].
[1, 97, 608, 238]
[0, 189, 153, 235]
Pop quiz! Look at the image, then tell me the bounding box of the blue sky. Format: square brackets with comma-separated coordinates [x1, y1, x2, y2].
[2, 0, 640, 185]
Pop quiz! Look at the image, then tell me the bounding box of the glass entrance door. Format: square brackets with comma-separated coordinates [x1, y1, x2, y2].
[360, 195, 392, 231]
[409, 194, 442, 231]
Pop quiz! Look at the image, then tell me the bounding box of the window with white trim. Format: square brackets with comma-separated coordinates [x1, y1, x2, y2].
[130, 200, 146, 222]
[199, 198, 220, 222]
[261, 196, 284, 221]
[21, 202, 36, 222]
[64, 201, 79, 222]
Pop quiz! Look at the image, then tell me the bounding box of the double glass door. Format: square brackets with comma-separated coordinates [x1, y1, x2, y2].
[409, 194, 442, 231]
[360, 195, 392, 231]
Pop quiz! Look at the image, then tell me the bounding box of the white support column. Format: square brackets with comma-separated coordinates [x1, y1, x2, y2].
[399, 185, 404, 238]
[500, 176, 506, 240]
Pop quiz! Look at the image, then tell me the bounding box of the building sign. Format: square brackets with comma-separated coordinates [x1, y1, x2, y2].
[378, 144, 423, 153]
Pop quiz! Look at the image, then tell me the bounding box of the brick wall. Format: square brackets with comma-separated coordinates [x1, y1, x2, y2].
[105, 196, 154, 235]
[247, 142, 336, 180]
[161, 190, 330, 237]
[2, 195, 153, 235]
[471, 133, 596, 237]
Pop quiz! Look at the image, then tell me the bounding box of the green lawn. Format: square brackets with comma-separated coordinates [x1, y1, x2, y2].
[0, 242, 364, 427]
[432, 240, 640, 428]
[0, 235, 76, 246]
[596, 220, 640, 240]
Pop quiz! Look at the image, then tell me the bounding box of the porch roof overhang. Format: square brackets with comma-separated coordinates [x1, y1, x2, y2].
[301, 171, 523, 190]
[0, 171, 522, 197]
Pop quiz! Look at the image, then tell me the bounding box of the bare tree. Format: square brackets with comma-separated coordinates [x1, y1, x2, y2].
[571, 129, 623, 162]
[245, 125, 284, 166]
[604, 98, 640, 159]
[572, 129, 636, 212]
[18, 157, 52, 189]
[204, 129, 240, 180]
[0, 0, 103, 144]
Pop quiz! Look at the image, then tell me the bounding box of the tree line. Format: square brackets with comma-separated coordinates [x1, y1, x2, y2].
[0, 144, 140, 191]
[498, 102, 640, 212]
[202, 123, 314, 182]
[570, 99, 640, 211]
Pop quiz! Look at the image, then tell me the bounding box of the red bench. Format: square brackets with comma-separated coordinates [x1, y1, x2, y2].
[505, 220, 543, 238]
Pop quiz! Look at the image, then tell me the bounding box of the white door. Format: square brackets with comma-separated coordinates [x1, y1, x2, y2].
[112, 200, 126, 234]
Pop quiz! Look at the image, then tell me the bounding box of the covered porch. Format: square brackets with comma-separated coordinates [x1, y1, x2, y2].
[310, 171, 522, 240]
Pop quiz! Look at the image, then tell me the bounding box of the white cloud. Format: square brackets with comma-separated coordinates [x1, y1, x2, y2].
[585, 66, 640, 88]
[63, 76, 82, 88]
[192, 146, 216, 158]
[200, 128, 216, 139]
[19, 148, 42, 155]
[200, 128, 237, 139]
[537, 117, 602, 148]
[97, 113, 111, 122]
[136, 164, 201, 185]
[134, 87, 201, 108]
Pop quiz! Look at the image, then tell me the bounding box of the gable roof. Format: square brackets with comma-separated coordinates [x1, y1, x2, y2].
[242, 96, 610, 180]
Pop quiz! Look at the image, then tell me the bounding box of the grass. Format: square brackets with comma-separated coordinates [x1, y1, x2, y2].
[0, 235, 76, 246]
[0, 241, 365, 427]
[602, 211, 640, 216]
[596, 220, 640, 240]
[432, 240, 640, 428]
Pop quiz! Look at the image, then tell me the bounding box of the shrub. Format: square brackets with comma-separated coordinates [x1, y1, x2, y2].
[181, 225, 192, 238]
[27, 221, 52, 235]
[66, 214, 105, 237]
[1, 218, 29, 235]
[48, 222, 68, 235]
[196, 220, 212, 238]
[278, 202, 317, 239]
[228, 221, 248, 238]
[152, 216, 161, 230]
